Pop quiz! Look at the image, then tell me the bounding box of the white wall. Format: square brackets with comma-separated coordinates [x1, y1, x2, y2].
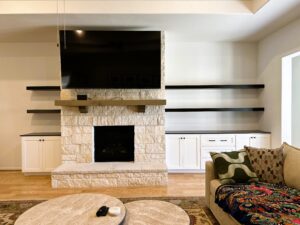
[258, 17, 300, 147]
[292, 55, 300, 147]
[165, 39, 261, 131]
[3, 28, 296, 167]
[0, 43, 60, 169]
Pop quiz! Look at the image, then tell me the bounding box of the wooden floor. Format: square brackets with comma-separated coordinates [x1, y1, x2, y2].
[0, 171, 205, 201]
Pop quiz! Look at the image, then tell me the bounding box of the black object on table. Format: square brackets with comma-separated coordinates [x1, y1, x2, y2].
[96, 206, 109, 217]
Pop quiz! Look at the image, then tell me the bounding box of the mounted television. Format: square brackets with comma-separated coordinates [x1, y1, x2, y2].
[59, 30, 161, 89]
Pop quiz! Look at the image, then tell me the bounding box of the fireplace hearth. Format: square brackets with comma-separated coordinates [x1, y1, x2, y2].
[94, 126, 134, 162]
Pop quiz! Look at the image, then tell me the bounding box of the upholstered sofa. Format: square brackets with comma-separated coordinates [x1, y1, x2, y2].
[206, 161, 240, 225]
[205, 143, 300, 225]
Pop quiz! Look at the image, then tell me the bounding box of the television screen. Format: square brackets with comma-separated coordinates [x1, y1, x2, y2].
[59, 30, 161, 89]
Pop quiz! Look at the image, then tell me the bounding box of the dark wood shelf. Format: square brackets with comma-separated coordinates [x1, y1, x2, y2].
[27, 109, 61, 114]
[165, 107, 264, 112]
[165, 84, 264, 89]
[26, 86, 61, 91]
[21, 132, 61, 137]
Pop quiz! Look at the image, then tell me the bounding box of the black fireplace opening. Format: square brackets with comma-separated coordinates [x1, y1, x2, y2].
[94, 126, 134, 162]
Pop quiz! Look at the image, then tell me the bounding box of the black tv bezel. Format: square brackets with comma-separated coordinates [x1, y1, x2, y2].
[59, 30, 162, 89]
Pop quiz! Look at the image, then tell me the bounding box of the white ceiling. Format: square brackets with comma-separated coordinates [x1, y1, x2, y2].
[0, 0, 299, 42]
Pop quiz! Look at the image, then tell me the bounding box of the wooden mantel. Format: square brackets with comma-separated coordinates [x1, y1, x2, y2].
[55, 99, 167, 113]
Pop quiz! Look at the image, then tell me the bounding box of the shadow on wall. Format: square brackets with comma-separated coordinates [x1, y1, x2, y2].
[30, 114, 61, 128]
[0, 26, 56, 44]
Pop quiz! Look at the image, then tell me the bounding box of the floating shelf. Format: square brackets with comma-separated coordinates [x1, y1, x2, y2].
[55, 99, 167, 113]
[20, 132, 61, 137]
[165, 84, 264, 89]
[165, 107, 264, 112]
[26, 86, 61, 91]
[27, 109, 61, 114]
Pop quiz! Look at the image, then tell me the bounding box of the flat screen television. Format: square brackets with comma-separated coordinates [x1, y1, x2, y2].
[59, 30, 161, 89]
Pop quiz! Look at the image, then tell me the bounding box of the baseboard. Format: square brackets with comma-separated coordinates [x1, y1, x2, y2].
[24, 172, 51, 176]
[0, 167, 21, 171]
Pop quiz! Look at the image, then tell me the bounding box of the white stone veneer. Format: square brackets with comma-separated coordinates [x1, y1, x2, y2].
[52, 33, 167, 188]
[52, 162, 168, 188]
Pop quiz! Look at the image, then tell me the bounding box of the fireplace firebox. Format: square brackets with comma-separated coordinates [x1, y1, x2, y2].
[94, 126, 134, 162]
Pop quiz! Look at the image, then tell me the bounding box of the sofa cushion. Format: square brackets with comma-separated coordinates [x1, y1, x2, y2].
[245, 146, 284, 184]
[210, 179, 222, 197]
[209, 196, 241, 225]
[215, 182, 300, 225]
[282, 142, 300, 160]
[210, 150, 258, 184]
[283, 144, 300, 189]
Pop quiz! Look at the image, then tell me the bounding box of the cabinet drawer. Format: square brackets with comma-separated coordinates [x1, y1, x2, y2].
[201, 147, 236, 158]
[201, 158, 211, 170]
[201, 135, 235, 147]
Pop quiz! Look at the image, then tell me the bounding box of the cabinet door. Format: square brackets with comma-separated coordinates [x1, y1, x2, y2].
[22, 138, 42, 172]
[166, 135, 181, 170]
[249, 135, 270, 148]
[181, 136, 200, 169]
[235, 134, 251, 150]
[42, 138, 61, 172]
[236, 134, 271, 150]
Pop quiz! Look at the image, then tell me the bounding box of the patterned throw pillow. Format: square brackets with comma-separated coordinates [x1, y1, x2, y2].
[210, 150, 259, 184]
[244, 146, 284, 184]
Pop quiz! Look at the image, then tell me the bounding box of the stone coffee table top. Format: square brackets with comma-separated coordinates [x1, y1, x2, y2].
[124, 200, 190, 225]
[14, 193, 126, 225]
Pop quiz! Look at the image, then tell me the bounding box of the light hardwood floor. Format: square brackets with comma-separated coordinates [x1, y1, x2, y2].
[0, 171, 205, 200]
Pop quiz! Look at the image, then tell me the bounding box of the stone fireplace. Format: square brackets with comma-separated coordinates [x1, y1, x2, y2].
[51, 33, 167, 188]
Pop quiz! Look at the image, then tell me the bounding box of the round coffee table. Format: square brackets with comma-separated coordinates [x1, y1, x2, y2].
[124, 200, 190, 225]
[15, 193, 126, 225]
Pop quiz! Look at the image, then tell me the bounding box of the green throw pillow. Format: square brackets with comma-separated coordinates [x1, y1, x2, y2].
[210, 150, 259, 184]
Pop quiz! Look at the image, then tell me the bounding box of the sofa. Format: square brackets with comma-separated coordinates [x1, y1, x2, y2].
[206, 161, 240, 225]
[205, 143, 300, 225]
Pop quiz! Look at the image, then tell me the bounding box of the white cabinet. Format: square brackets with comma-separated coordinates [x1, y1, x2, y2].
[181, 136, 200, 169]
[166, 132, 271, 172]
[166, 135, 200, 171]
[201, 134, 235, 147]
[22, 139, 41, 172]
[166, 135, 181, 170]
[22, 136, 61, 173]
[236, 134, 270, 150]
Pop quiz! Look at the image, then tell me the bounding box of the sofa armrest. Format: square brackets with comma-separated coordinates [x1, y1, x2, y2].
[205, 161, 217, 207]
